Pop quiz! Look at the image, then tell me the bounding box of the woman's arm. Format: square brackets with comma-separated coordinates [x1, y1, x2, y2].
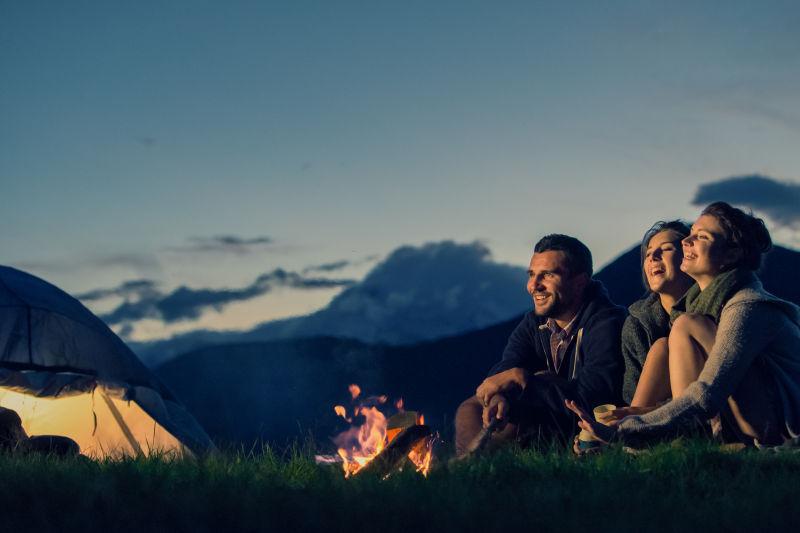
[616, 300, 781, 439]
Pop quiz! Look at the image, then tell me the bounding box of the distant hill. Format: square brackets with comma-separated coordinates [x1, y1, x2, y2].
[156, 318, 518, 444]
[135, 241, 529, 366]
[156, 245, 800, 446]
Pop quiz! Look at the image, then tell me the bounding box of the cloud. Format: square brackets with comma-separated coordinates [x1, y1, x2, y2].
[168, 235, 275, 255]
[692, 174, 800, 228]
[735, 102, 800, 134]
[95, 269, 355, 326]
[303, 255, 380, 274]
[76, 279, 159, 302]
[303, 260, 350, 274]
[136, 136, 156, 147]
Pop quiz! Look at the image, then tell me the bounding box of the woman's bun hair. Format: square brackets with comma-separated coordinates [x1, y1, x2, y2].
[701, 201, 772, 271]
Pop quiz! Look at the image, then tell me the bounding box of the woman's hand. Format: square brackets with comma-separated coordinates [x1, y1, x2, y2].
[591, 405, 656, 427]
[565, 399, 616, 443]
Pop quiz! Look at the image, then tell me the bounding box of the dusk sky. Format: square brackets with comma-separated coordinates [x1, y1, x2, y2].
[3, 1, 799, 341]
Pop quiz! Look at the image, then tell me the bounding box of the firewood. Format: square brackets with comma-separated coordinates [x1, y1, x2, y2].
[355, 424, 432, 477]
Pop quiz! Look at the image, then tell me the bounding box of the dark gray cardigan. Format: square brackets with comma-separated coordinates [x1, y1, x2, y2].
[621, 292, 670, 404]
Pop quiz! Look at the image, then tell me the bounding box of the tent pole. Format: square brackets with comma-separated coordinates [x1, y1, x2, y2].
[100, 391, 143, 456]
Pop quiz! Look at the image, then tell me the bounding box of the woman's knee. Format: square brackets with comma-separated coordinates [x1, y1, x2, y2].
[673, 313, 716, 334]
[648, 337, 669, 358]
[670, 313, 717, 353]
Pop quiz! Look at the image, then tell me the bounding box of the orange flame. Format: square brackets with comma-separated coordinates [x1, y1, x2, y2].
[335, 405, 387, 478]
[348, 384, 361, 400]
[333, 384, 433, 478]
[408, 437, 434, 477]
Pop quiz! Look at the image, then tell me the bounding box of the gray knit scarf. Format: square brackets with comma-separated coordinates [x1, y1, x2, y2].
[670, 268, 756, 325]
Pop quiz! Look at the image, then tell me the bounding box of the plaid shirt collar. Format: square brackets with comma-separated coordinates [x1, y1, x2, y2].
[539, 308, 582, 372]
[539, 310, 580, 338]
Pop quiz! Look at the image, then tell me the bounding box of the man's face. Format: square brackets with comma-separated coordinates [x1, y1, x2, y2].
[526, 250, 587, 320]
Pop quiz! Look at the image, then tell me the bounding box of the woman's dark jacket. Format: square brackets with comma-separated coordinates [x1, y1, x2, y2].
[620, 292, 671, 404]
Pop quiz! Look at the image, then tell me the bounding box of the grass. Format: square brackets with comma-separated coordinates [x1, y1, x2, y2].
[0, 440, 799, 532]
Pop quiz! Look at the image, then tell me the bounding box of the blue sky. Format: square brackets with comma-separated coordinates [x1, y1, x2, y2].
[2, 1, 799, 340]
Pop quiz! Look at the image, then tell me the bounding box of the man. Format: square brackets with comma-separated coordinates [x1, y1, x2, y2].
[455, 234, 626, 456]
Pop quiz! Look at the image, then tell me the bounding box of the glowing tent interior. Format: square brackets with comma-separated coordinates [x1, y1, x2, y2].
[0, 266, 214, 457]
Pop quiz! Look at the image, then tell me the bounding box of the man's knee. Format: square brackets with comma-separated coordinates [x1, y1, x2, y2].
[454, 396, 484, 456]
[455, 396, 483, 425]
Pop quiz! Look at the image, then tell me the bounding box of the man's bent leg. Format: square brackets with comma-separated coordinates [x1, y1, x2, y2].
[454, 395, 518, 457]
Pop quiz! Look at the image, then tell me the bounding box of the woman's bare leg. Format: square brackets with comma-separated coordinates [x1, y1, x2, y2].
[727, 363, 785, 445]
[631, 337, 671, 407]
[668, 313, 717, 397]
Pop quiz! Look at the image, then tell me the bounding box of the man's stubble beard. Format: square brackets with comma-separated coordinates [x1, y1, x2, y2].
[533, 294, 562, 318]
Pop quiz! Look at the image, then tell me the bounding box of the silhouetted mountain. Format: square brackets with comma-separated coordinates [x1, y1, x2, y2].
[135, 241, 529, 365]
[156, 318, 519, 445]
[155, 245, 800, 446]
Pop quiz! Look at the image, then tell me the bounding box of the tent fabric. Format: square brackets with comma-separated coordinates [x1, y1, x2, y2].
[0, 265, 214, 457]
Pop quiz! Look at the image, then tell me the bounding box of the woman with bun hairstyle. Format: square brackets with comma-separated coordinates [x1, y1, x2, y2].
[569, 201, 800, 447]
[620, 220, 694, 407]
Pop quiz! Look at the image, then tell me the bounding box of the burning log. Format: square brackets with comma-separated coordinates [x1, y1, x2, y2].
[331, 386, 435, 477]
[355, 424, 433, 478]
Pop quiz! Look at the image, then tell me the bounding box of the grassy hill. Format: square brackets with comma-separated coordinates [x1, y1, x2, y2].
[2, 442, 799, 532]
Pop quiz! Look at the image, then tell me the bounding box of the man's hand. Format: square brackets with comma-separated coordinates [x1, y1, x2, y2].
[482, 393, 510, 428]
[475, 368, 529, 406]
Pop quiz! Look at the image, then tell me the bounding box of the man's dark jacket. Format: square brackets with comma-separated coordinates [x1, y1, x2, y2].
[488, 280, 626, 419]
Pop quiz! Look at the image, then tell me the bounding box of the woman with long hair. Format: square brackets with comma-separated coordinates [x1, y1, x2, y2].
[570, 202, 800, 447]
[621, 220, 694, 407]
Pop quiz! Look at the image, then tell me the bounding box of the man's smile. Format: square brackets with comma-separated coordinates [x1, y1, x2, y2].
[533, 293, 551, 304]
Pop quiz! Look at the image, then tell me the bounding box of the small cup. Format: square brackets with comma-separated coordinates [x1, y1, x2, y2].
[593, 404, 617, 426]
[577, 404, 617, 448]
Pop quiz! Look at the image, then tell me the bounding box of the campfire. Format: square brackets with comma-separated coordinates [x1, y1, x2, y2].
[322, 384, 434, 478]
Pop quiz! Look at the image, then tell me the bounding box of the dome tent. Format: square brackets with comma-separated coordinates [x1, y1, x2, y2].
[0, 266, 214, 457]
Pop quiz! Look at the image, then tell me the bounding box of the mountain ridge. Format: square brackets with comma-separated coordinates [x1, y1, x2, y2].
[155, 244, 800, 445]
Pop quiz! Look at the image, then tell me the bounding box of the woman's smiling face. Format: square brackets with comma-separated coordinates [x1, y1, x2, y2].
[680, 214, 735, 284]
[644, 229, 687, 295]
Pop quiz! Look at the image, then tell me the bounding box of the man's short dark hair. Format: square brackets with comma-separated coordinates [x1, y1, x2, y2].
[534, 234, 593, 277]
